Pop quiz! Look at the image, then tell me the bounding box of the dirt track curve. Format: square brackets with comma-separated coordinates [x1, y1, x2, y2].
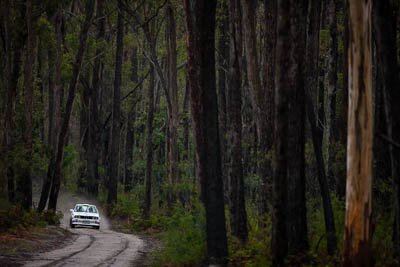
[25, 189, 144, 267]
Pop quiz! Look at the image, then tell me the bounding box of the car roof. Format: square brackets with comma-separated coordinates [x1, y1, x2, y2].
[75, 204, 97, 207]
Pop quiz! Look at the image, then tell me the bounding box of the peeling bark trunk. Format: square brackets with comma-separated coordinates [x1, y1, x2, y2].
[342, 1, 374, 265]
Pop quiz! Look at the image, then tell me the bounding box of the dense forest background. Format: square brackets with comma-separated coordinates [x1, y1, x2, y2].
[0, 0, 398, 266]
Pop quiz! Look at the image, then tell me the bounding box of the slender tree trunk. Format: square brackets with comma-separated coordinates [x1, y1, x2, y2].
[166, 4, 179, 204]
[342, 1, 374, 265]
[17, 0, 34, 210]
[272, 0, 291, 263]
[288, 0, 308, 254]
[260, 0, 277, 216]
[38, 0, 62, 212]
[184, 0, 228, 264]
[3, 0, 15, 203]
[373, 0, 400, 260]
[326, 0, 338, 191]
[108, 0, 124, 207]
[217, 0, 229, 202]
[78, 77, 89, 190]
[143, 66, 155, 219]
[242, 0, 274, 215]
[125, 47, 138, 193]
[227, 0, 248, 243]
[47, 0, 95, 211]
[306, 0, 322, 134]
[306, 93, 338, 255]
[183, 79, 190, 161]
[87, 0, 104, 198]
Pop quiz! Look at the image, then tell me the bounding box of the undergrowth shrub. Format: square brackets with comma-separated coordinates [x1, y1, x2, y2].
[0, 203, 62, 234]
[153, 202, 206, 267]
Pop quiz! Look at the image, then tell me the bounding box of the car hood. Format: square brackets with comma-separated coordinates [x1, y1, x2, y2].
[72, 212, 99, 217]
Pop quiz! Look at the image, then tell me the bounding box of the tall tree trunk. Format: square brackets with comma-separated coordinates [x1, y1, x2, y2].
[3, 0, 15, 203]
[306, 0, 322, 133]
[108, 0, 124, 207]
[337, 0, 349, 199]
[17, 0, 34, 210]
[166, 4, 179, 205]
[242, 0, 274, 215]
[342, 1, 373, 265]
[87, 0, 104, 198]
[288, 0, 308, 254]
[260, 0, 277, 216]
[38, 0, 62, 212]
[78, 76, 89, 190]
[47, 0, 95, 211]
[272, 0, 291, 263]
[184, 0, 228, 264]
[124, 46, 139, 193]
[227, 0, 248, 243]
[143, 67, 155, 219]
[373, 0, 400, 260]
[217, 0, 229, 202]
[183, 79, 190, 161]
[326, 0, 338, 191]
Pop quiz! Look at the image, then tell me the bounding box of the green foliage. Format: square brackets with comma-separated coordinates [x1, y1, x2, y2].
[153, 203, 206, 267]
[228, 215, 271, 267]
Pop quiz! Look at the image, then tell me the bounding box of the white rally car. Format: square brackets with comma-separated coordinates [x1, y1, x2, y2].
[70, 204, 101, 229]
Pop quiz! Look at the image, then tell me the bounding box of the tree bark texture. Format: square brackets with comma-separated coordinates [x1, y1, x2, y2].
[125, 47, 138, 193]
[217, 0, 229, 202]
[17, 0, 34, 210]
[87, 0, 105, 197]
[108, 0, 124, 206]
[38, 0, 63, 212]
[342, 1, 374, 265]
[47, 0, 95, 211]
[242, 0, 274, 215]
[166, 4, 179, 204]
[272, 0, 291, 264]
[227, 0, 248, 243]
[373, 0, 400, 260]
[326, 0, 338, 191]
[184, 0, 228, 264]
[287, 0, 308, 254]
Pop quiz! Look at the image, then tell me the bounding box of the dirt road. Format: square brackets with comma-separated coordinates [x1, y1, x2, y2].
[24, 189, 144, 267]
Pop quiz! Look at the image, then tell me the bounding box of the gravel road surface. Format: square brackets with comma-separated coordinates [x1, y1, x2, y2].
[24, 189, 144, 267]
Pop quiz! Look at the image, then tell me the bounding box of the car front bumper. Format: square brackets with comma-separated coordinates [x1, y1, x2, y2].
[71, 218, 100, 227]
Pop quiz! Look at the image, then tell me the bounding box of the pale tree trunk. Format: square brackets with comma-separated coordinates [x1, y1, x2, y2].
[108, 0, 124, 207]
[47, 0, 95, 211]
[342, 1, 373, 265]
[227, 0, 247, 243]
[17, 0, 34, 210]
[184, 0, 228, 264]
[272, 0, 291, 264]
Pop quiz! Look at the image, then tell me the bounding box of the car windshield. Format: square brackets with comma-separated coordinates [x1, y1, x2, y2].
[75, 205, 98, 213]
